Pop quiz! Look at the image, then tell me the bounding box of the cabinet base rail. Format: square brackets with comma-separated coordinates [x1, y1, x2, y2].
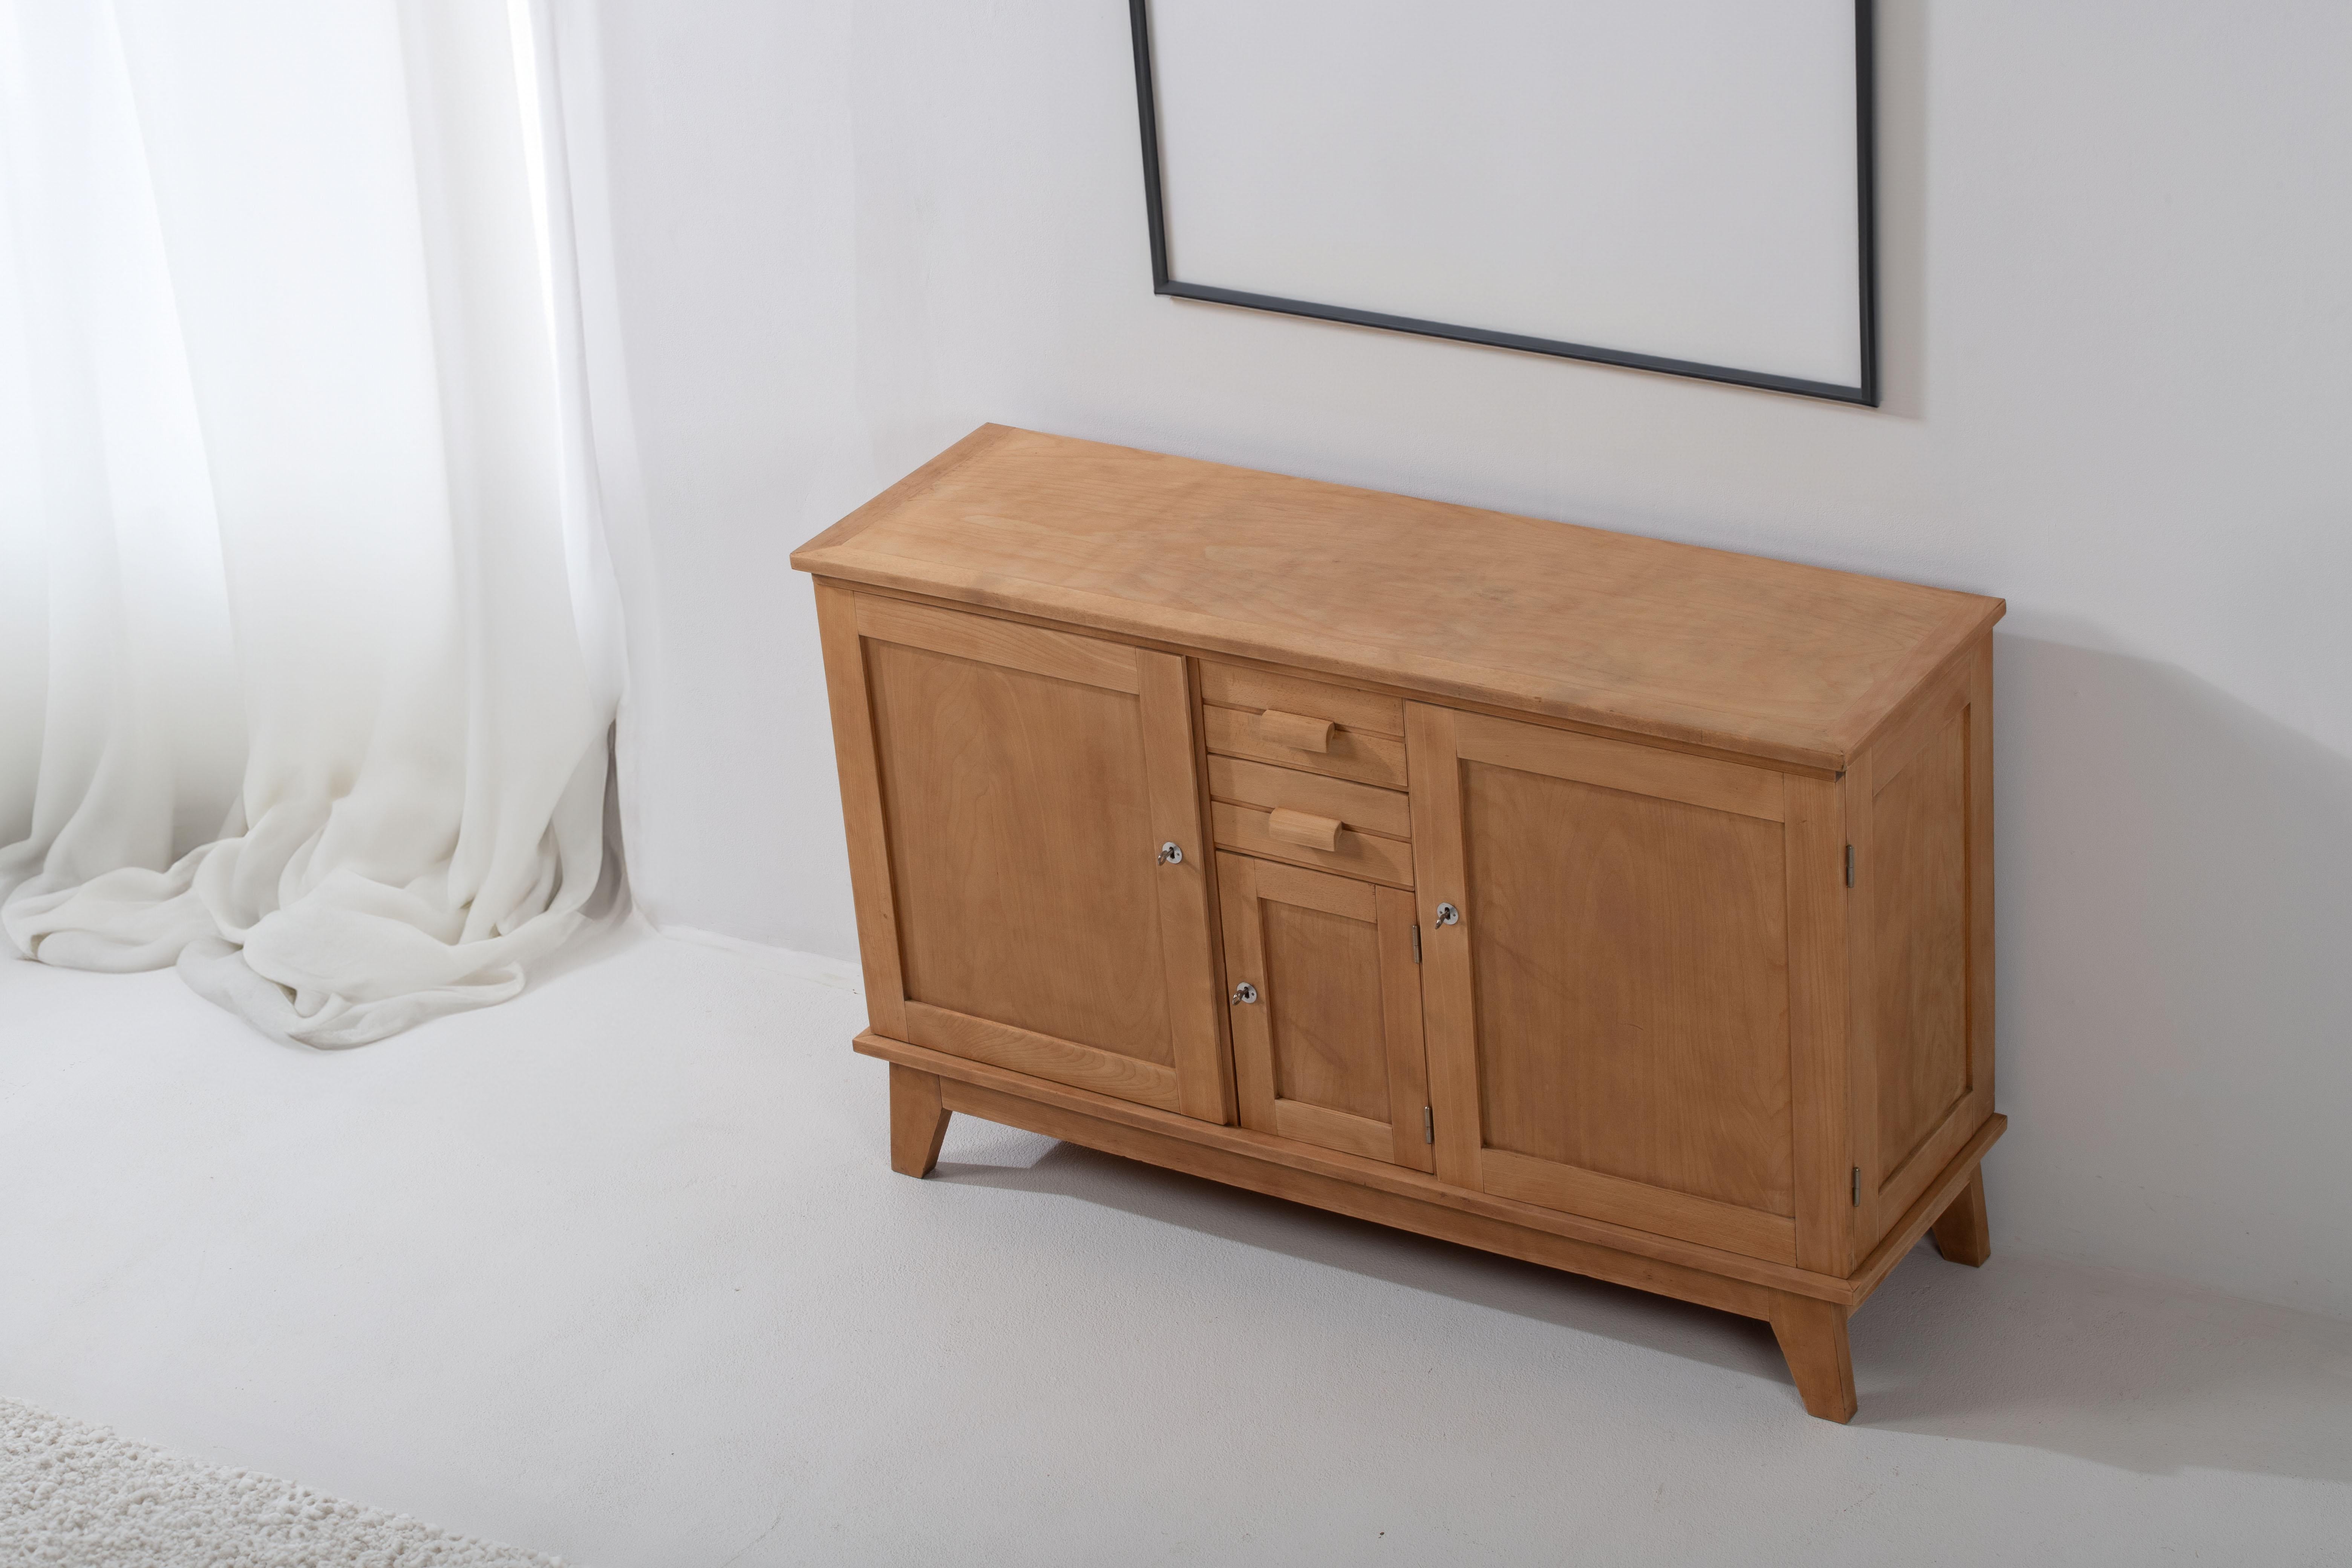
[856, 1031, 2004, 1423]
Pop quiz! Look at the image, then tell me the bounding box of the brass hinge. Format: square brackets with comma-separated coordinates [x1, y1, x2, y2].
[1423, 1106, 1435, 1144]
[1410, 924, 1422, 963]
[1851, 1166, 1861, 1206]
[1844, 844, 1856, 888]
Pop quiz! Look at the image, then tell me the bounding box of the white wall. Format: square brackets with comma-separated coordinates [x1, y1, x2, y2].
[591, 0, 2352, 1319]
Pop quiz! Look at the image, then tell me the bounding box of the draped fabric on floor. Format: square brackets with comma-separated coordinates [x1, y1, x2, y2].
[0, 0, 631, 1045]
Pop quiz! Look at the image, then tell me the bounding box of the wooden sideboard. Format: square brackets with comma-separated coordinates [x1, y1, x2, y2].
[793, 424, 2004, 1423]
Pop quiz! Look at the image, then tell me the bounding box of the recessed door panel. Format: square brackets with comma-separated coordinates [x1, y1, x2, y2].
[1264, 901, 1390, 1121]
[1409, 703, 1803, 1263]
[1463, 763, 1794, 1213]
[819, 590, 1229, 1121]
[1218, 853, 1434, 1170]
[872, 637, 1174, 1061]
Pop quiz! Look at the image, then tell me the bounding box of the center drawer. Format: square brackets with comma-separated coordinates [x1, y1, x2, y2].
[1205, 755, 1415, 888]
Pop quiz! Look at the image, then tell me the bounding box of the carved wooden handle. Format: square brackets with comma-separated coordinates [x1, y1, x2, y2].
[1256, 709, 1334, 753]
[1266, 808, 1343, 853]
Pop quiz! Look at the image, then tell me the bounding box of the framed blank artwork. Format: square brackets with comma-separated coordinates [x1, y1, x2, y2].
[1129, 0, 1878, 404]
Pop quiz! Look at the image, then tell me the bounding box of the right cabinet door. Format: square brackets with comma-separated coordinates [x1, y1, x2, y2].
[1406, 703, 1818, 1266]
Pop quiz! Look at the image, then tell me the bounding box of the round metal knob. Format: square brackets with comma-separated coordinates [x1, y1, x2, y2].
[1157, 842, 1184, 865]
[1435, 902, 1461, 926]
[1231, 982, 1259, 1005]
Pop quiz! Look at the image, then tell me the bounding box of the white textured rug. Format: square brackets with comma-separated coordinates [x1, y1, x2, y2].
[0, 1398, 564, 1567]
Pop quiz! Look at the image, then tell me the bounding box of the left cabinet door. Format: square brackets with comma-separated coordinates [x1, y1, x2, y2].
[816, 586, 1232, 1123]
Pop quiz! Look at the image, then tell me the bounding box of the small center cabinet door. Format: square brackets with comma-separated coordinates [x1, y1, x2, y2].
[1216, 853, 1434, 1170]
[1406, 704, 1844, 1268]
[816, 588, 1231, 1122]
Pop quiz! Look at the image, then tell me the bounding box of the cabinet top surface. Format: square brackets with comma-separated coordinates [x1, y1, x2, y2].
[792, 425, 2003, 770]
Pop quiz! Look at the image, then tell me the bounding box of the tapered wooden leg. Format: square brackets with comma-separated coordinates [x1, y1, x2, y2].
[889, 1065, 952, 1178]
[1769, 1293, 1857, 1423]
[1929, 1167, 1991, 1266]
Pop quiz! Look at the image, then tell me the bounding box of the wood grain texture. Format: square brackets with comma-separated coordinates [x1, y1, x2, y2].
[1768, 1294, 1857, 1423]
[1784, 774, 1854, 1276]
[1207, 755, 1413, 838]
[1453, 711, 1785, 823]
[888, 1064, 951, 1178]
[1863, 649, 1994, 1222]
[1212, 801, 1416, 887]
[1480, 1149, 1799, 1264]
[904, 1003, 1183, 1112]
[855, 579, 1840, 782]
[1271, 1099, 1395, 1163]
[1405, 704, 1484, 1190]
[856, 1029, 1890, 1306]
[1199, 662, 1405, 737]
[1459, 756, 1796, 1219]
[1138, 650, 1233, 1123]
[1841, 746, 1883, 1265]
[1250, 855, 1375, 920]
[1266, 808, 1344, 853]
[869, 636, 1175, 1065]
[1864, 644, 1973, 795]
[1873, 708, 1971, 1183]
[793, 427, 2006, 770]
[1256, 709, 1332, 752]
[1216, 854, 1279, 1132]
[862, 625, 1223, 1118]
[1262, 899, 1390, 1122]
[812, 583, 907, 1039]
[1376, 885, 1436, 1173]
[856, 593, 1141, 692]
[1834, 597, 2002, 761]
[1844, 1115, 2006, 1304]
[1930, 1167, 1991, 1266]
[1216, 852, 1433, 1170]
[1965, 638, 1998, 1179]
[1202, 702, 1410, 789]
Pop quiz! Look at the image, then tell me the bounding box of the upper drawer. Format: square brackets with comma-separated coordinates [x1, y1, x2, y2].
[1198, 662, 1408, 790]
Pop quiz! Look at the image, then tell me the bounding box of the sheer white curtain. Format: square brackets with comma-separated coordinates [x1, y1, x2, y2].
[0, 0, 631, 1046]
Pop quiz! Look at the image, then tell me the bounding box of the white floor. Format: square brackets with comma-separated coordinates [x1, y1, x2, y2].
[4, 923, 2348, 1567]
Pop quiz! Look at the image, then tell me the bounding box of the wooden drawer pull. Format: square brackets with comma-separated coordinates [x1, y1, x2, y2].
[1266, 808, 1344, 853]
[1256, 709, 1334, 753]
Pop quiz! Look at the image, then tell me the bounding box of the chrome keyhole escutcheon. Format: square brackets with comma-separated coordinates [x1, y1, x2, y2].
[1435, 902, 1461, 926]
[1157, 841, 1184, 865]
[1231, 982, 1259, 1005]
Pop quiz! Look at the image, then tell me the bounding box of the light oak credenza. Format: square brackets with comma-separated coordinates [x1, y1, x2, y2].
[794, 425, 2003, 1422]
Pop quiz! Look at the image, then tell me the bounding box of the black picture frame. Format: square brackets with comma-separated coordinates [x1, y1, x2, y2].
[1127, 0, 1879, 406]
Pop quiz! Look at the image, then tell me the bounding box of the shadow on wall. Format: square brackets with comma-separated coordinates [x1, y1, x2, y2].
[1992, 631, 2352, 1322]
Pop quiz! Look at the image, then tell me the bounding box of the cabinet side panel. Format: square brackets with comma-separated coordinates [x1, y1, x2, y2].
[1872, 709, 1971, 1179]
[1464, 764, 1796, 1218]
[1784, 774, 1854, 1276]
[867, 639, 1176, 1064]
[1967, 637, 1996, 1122]
[814, 585, 907, 1038]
